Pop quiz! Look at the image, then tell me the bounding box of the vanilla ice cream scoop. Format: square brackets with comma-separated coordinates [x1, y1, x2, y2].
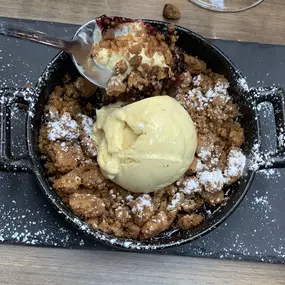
[93, 96, 197, 193]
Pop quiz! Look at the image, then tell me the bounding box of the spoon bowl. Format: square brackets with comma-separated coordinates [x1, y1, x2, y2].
[71, 19, 113, 88]
[0, 17, 139, 88]
[72, 16, 143, 88]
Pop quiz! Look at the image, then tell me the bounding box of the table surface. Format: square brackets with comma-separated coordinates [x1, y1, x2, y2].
[0, 0, 285, 284]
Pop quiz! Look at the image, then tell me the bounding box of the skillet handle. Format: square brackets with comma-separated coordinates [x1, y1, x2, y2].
[0, 87, 34, 173]
[253, 87, 285, 169]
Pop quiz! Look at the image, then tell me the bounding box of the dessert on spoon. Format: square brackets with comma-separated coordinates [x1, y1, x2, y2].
[0, 16, 175, 91]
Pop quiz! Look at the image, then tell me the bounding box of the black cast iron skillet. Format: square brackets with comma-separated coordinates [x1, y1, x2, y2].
[0, 20, 285, 250]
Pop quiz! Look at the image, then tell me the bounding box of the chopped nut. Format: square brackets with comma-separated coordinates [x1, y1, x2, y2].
[141, 63, 151, 74]
[129, 43, 142, 55]
[129, 55, 142, 68]
[163, 3, 181, 20]
[114, 60, 128, 75]
[106, 76, 127, 97]
[102, 28, 115, 40]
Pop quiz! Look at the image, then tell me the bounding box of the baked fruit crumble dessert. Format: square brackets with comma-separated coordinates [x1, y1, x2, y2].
[39, 18, 246, 240]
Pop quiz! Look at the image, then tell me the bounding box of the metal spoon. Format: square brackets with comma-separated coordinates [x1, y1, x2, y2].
[0, 19, 115, 88]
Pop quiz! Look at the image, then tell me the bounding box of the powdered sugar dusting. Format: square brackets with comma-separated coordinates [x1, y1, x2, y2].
[167, 192, 181, 210]
[60, 142, 68, 152]
[196, 159, 204, 172]
[132, 194, 153, 218]
[125, 195, 134, 202]
[79, 114, 94, 137]
[225, 149, 246, 177]
[0, 88, 37, 118]
[237, 77, 249, 92]
[0, 202, 86, 247]
[249, 142, 276, 171]
[198, 147, 211, 160]
[47, 112, 79, 141]
[259, 169, 280, 179]
[253, 196, 271, 210]
[77, 114, 97, 157]
[249, 143, 264, 171]
[195, 147, 246, 193]
[198, 169, 227, 193]
[180, 177, 200, 195]
[180, 79, 230, 111]
[251, 191, 273, 219]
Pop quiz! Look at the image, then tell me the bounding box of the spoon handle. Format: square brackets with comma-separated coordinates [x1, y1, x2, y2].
[0, 21, 72, 51]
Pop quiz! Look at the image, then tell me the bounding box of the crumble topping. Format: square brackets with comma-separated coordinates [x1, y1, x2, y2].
[47, 112, 79, 141]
